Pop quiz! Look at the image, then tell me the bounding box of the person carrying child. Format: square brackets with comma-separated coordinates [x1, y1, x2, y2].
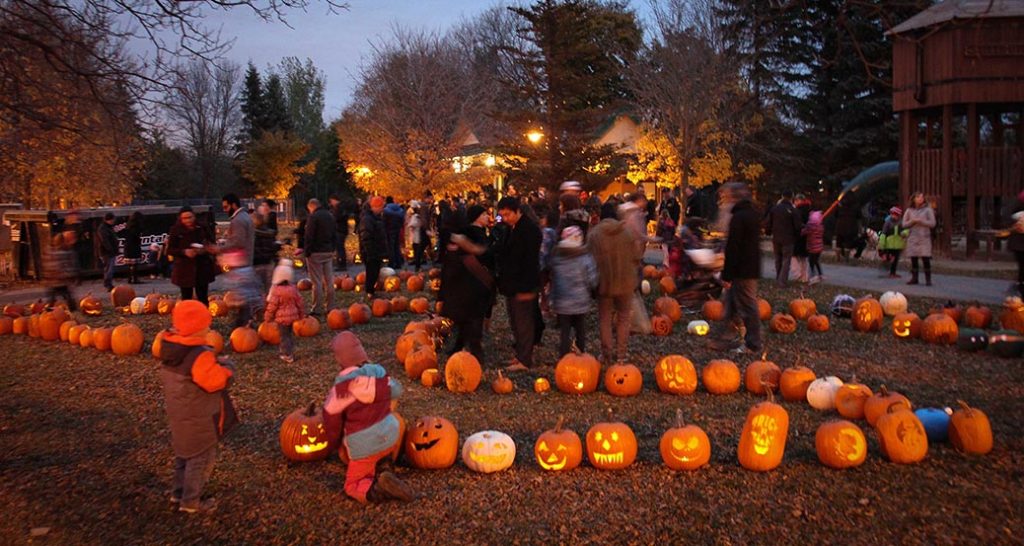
[322, 331, 416, 503]
[264, 259, 305, 363]
[549, 226, 598, 357]
[159, 300, 238, 514]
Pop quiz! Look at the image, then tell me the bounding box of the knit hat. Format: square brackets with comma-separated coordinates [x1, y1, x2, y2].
[330, 331, 369, 370]
[466, 205, 486, 225]
[558, 225, 583, 248]
[271, 259, 294, 286]
[369, 196, 385, 209]
[172, 300, 212, 337]
[559, 180, 582, 192]
[890, 206, 903, 217]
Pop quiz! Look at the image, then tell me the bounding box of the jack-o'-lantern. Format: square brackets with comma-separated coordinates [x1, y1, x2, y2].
[157, 297, 176, 315]
[406, 275, 425, 293]
[949, 400, 993, 455]
[428, 278, 442, 292]
[852, 296, 883, 332]
[409, 297, 429, 314]
[654, 296, 681, 323]
[79, 293, 103, 316]
[863, 385, 912, 427]
[230, 324, 260, 353]
[745, 353, 781, 395]
[738, 390, 789, 471]
[659, 276, 676, 296]
[396, 330, 432, 364]
[879, 291, 908, 316]
[554, 352, 601, 394]
[892, 312, 922, 339]
[534, 377, 551, 393]
[491, 371, 513, 394]
[998, 296, 1024, 333]
[686, 320, 710, 336]
[586, 417, 637, 470]
[788, 293, 817, 320]
[142, 292, 161, 314]
[534, 416, 582, 471]
[207, 296, 230, 318]
[279, 403, 330, 462]
[921, 312, 958, 345]
[651, 314, 673, 336]
[405, 345, 438, 380]
[655, 355, 697, 395]
[604, 363, 643, 397]
[806, 376, 844, 411]
[382, 275, 401, 293]
[758, 298, 772, 321]
[659, 409, 711, 471]
[257, 322, 281, 345]
[702, 297, 725, 321]
[404, 416, 459, 469]
[91, 327, 113, 352]
[779, 364, 816, 402]
[956, 328, 988, 351]
[420, 368, 442, 387]
[835, 377, 873, 420]
[807, 314, 830, 332]
[111, 323, 144, 355]
[390, 296, 409, 313]
[129, 296, 147, 315]
[371, 298, 391, 317]
[292, 316, 320, 337]
[462, 430, 516, 473]
[815, 420, 867, 469]
[327, 309, 350, 331]
[205, 330, 224, 354]
[769, 313, 797, 334]
[110, 285, 136, 307]
[876, 401, 928, 464]
[445, 351, 482, 393]
[941, 300, 963, 323]
[296, 278, 313, 291]
[702, 359, 741, 394]
[348, 303, 371, 324]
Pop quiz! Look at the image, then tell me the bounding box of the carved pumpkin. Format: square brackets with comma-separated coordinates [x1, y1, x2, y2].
[876, 401, 928, 464]
[949, 400, 993, 455]
[110, 285, 136, 307]
[534, 377, 551, 393]
[779, 364, 817, 402]
[586, 418, 637, 470]
[879, 291, 908, 316]
[915, 408, 952, 442]
[659, 276, 676, 295]
[655, 355, 697, 395]
[554, 352, 601, 394]
[462, 430, 516, 473]
[445, 351, 482, 393]
[381, 275, 400, 293]
[806, 314, 830, 332]
[835, 377, 873, 420]
[396, 330, 432, 364]
[428, 278, 442, 292]
[852, 296, 883, 332]
[348, 303, 371, 324]
[405, 345, 438, 380]
[205, 330, 224, 354]
[371, 298, 391, 317]
[651, 314, 673, 336]
[491, 371, 513, 394]
[744, 353, 781, 395]
[111, 323, 144, 355]
[956, 328, 988, 351]
[404, 416, 459, 469]
[863, 385, 912, 427]
[758, 298, 772, 321]
[296, 278, 313, 291]
[941, 300, 963, 323]
[998, 296, 1024, 333]
[534, 416, 582, 472]
[420, 369, 442, 387]
[79, 294, 103, 316]
[702, 359, 741, 395]
[806, 376, 844, 411]
[921, 313, 958, 345]
[815, 420, 867, 469]
[157, 297, 176, 315]
[142, 292, 161, 314]
[654, 296, 681, 323]
[292, 316, 320, 337]
[206, 296, 230, 318]
[406, 275, 425, 293]
[788, 293, 817, 320]
[988, 330, 1024, 358]
[279, 403, 330, 462]
[769, 313, 797, 334]
[738, 390, 789, 471]
[326, 309, 350, 331]
[409, 297, 429, 314]
[686, 320, 710, 336]
[660, 409, 711, 471]
[963, 303, 992, 329]
[229, 324, 260, 353]
[91, 327, 113, 352]
[702, 297, 725, 321]
[892, 312, 922, 339]
[604, 363, 643, 397]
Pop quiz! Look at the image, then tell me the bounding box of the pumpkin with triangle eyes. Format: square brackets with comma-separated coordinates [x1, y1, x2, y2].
[659, 409, 711, 471]
[404, 416, 459, 469]
[534, 417, 582, 472]
[462, 430, 516, 473]
[279, 403, 330, 462]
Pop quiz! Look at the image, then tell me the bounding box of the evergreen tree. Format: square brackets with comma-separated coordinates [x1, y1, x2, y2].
[262, 73, 291, 134]
[239, 62, 264, 143]
[279, 57, 326, 145]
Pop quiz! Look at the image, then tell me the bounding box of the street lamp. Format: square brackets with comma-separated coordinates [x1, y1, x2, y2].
[526, 130, 544, 144]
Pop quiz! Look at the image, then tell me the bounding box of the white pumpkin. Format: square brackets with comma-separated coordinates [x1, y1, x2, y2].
[462, 430, 516, 473]
[686, 320, 710, 336]
[879, 291, 908, 316]
[380, 267, 396, 278]
[641, 280, 651, 295]
[129, 297, 147, 315]
[807, 376, 844, 411]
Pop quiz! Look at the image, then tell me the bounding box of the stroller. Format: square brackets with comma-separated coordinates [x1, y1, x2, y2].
[673, 244, 725, 312]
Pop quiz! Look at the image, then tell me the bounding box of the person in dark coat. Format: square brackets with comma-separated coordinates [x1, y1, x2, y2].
[382, 198, 405, 269]
[167, 207, 216, 304]
[709, 182, 762, 354]
[95, 212, 118, 290]
[792, 194, 811, 283]
[358, 197, 388, 298]
[764, 190, 803, 287]
[495, 196, 542, 371]
[302, 198, 337, 314]
[328, 195, 350, 270]
[252, 213, 278, 294]
[834, 193, 861, 262]
[440, 220, 493, 363]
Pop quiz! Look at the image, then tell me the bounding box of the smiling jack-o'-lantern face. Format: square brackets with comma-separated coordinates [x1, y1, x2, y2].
[534, 417, 583, 471]
[604, 363, 643, 397]
[655, 355, 697, 395]
[279, 403, 331, 462]
[462, 430, 516, 473]
[892, 312, 922, 339]
[405, 416, 459, 469]
[815, 420, 867, 469]
[586, 421, 637, 470]
[659, 410, 711, 471]
[749, 414, 778, 455]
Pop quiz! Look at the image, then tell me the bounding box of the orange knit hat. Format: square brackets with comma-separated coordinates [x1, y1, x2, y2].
[369, 196, 385, 209]
[173, 300, 212, 336]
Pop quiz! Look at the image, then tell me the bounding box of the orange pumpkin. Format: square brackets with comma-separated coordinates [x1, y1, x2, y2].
[3, 302, 26, 318]
[296, 278, 313, 291]
[852, 296, 883, 332]
[326, 309, 350, 331]
[653, 296, 682, 323]
[406, 275, 425, 292]
[371, 298, 391, 317]
[80, 325, 94, 346]
[921, 313, 958, 345]
[941, 301, 963, 323]
[659, 276, 676, 295]
[535, 416, 582, 471]
[702, 298, 725, 321]
[788, 293, 817, 320]
[292, 317, 320, 337]
[409, 297, 429, 314]
[737, 390, 789, 471]
[660, 409, 711, 471]
[258, 322, 281, 345]
[91, 327, 113, 352]
[757, 298, 772, 321]
[604, 363, 643, 397]
[815, 420, 867, 469]
[642, 264, 659, 279]
[12, 316, 29, 335]
[205, 330, 225, 354]
[340, 276, 357, 292]
[0, 316, 13, 335]
[420, 368, 442, 387]
[355, 271, 366, 285]
[348, 303, 371, 324]
[67, 323, 88, 345]
[157, 297, 176, 315]
[892, 312, 922, 339]
[779, 365, 817, 402]
[208, 297, 231, 318]
[998, 297, 1024, 333]
[863, 385, 912, 427]
[110, 285, 136, 307]
[111, 323, 144, 355]
[834, 377, 873, 420]
[744, 352, 780, 395]
[554, 351, 601, 394]
[585, 417, 637, 470]
[876, 401, 928, 464]
[651, 314, 673, 336]
[38, 311, 64, 341]
[769, 313, 797, 334]
[230, 324, 260, 353]
[654, 355, 698, 395]
[444, 351, 482, 393]
[151, 329, 167, 358]
[806, 314, 830, 332]
[963, 303, 992, 329]
[702, 359, 741, 394]
[949, 400, 993, 455]
[27, 314, 40, 337]
[396, 330, 432, 363]
[427, 267, 441, 279]
[404, 416, 459, 469]
[390, 296, 409, 313]
[491, 371, 513, 394]
[404, 345, 438, 380]
[58, 319, 76, 341]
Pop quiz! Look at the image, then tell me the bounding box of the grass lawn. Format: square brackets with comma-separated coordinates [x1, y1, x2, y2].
[1, 281, 1021, 544]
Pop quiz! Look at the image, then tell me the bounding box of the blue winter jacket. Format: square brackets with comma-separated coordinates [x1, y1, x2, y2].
[549, 245, 597, 315]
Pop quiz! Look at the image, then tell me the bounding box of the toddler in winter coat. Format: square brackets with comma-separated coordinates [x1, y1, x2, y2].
[549, 226, 598, 356]
[802, 211, 825, 283]
[264, 259, 305, 362]
[159, 300, 237, 514]
[322, 331, 416, 503]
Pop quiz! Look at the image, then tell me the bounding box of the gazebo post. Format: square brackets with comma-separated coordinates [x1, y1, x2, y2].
[900, 112, 913, 208]
[967, 102, 978, 241]
[940, 104, 953, 256]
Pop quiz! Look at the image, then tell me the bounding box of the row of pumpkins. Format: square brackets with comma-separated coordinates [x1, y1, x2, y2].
[318, 267, 441, 294]
[0, 306, 146, 355]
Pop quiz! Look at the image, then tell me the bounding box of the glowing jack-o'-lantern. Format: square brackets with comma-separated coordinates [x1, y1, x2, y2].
[279, 403, 330, 462]
[686, 320, 710, 336]
[585, 418, 637, 470]
[534, 416, 583, 472]
[79, 293, 103, 316]
[383, 275, 402, 292]
[892, 312, 922, 339]
[462, 430, 516, 473]
[815, 419, 867, 469]
[659, 409, 711, 471]
[852, 296, 883, 332]
[737, 390, 789, 471]
[534, 377, 551, 393]
[554, 352, 601, 394]
[405, 416, 459, 469]
[604, 363, 643, 397]
[876, 401, 928, 464]
[654, 355, 697, 395]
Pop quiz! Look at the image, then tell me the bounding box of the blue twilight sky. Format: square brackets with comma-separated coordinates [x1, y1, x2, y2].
[195, 0, 652, 120]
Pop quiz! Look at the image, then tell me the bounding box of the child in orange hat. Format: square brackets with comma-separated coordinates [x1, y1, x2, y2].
[158, 300, 238, 514]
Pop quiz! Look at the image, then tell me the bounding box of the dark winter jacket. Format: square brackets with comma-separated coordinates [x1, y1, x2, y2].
[497, 214, 542, 297]
[123, 223, 142, 260]
[723, 199, 762, 282]
[95, 221, 118, 259]
[549, 245, 597, 315]
[358, 209, 387, 262]
[465, 224, 494, 272]
[794, 202, 811, 256]
[304, 206, 337, 254]
[383, 203, 405, 240]
[835, 197, 861, 249]
[167, 222, 216, 288]
[587, 218, 641, 298]
[439, 248, 492, 322]
[765, 200, 803, 246]
[253, 227, 278, 266]
[331, 203, 349, 239]
[159, 334, 235, 458]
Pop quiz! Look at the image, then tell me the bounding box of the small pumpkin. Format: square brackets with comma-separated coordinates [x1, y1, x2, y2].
[702, 297, 725, 321]
[327, 309, 351, 330]
[863, 385, 912, 427]
[640, 279, 651, 295]
[279, 402, 330, 462]
[702, 359, 741, 395]
[659, 276, 676, 295]
[879, 291, 908, 316]
[157, 297, 176, 315]
[348, 303, 371, 324]
[534, 416, 582, 472]
[815, 420, 867, 469]
[420, 368, 442, 387]
[491, 371, 513, 394]
[654, 296, 681, 323]
[779, 364, 816, 402]
[406, 275, 425, 292]
[462, 430, 516, 473]
[296, 278, 313, 291]
[534, 378, 551, 393]
[143, 292, 161, 314]
[737, 389, 789, 472]
[948, 400, 993, 455]
[660, 409, 711, 471]
[757, 298, 772, 321]
[921, 312, 958, 345]
[941, 300, 963, 323]
[38, 311, 64, 341]
[769, 313, 797, 334]
[3, 302, 25, 318]
[651, 314, 673, 336]
[292, 316, 321, 337]
[834, 377, 873, 420]
[58, 319, 76, 341]
[444, 351, 482, 393]
[230, 324, 260, 353]
[408, 297, 429, 314]
[67, 323, 88, 345]
[963, 303, 992, 329]
[205, 330, 225, 354]
[876, 401, 928, 464]
[788, 293, 817, 320]
[806, 376, 844, 411]
[405, 345, 438, 380]
[404, 416, 459, 469]
[686, 320, 710, 336]
[0, 316, 12, 335]
[585, 416, 637, 470]
[396, 330, 431, 363]
[111, 323, 144, 356]
[654, 355, 698, 395]
[806, 314, 830, 332]
[892, 312, 922, 339]
[91, 327, 113, 352]
[744, 352, 780, 395]
[852, 296, 883, 332]
[554, 351, 601, 395]
[604, 363, 643, 397]
[371, 298, 391, 317]
[390, 296, 409, 313]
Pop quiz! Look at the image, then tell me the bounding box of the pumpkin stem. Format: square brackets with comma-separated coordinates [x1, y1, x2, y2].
[879, 384, 889, 396]
[554, 415, 565, 433]
[762, 382, 775, 403]
[956, 399, 972, 414]
[497, 370, 504, 381]
[305, 402, 319, 416]
[675, 408, 685, 428]
[761, 351, 768, 361]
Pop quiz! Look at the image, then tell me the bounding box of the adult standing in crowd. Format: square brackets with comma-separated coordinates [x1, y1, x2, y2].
[358, 196, 388, 299]
[710, 182, 762, 354]
[587, 203, 642, 364]
[123, 211, 144, 284]
[440, 222, 494, 363]
[406, 200, 429, 272]
[834, 193, 861, 262]
[496, 196, 542, 371]
[765, 190, 803, 287]
[259, 199, 278, 234]
[167, 207, 216, 304]
[1007, 190, 1024, 297]
[215, 193, 259, 327]
[302, 198, 337, 315]
[252, 212, 278, 293]
[328, 195, 349, 271]
[792, 194, 811, 283]
[383, 197, 405, 269]
[95, 212, 118, 290]
[902, 191, 936, 286]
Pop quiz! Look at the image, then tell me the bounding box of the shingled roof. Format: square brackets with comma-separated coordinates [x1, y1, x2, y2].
[888, 0, 1024, 34]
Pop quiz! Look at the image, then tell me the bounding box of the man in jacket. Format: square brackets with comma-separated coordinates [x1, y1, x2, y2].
[496, 196, 542, 371]
[765, 189, 803, 287]
[710, 182, 762, 354]
[216, 193, 259, 327]
[587, 203, 642, 364]
[95, 212, 119, 290]
[358, 196, 388, 298]
[328, 195, 349, 271]
[302, 198, 337, 315]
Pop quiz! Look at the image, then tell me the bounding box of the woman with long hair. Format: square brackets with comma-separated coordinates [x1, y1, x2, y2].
[902, 191, 936, 286]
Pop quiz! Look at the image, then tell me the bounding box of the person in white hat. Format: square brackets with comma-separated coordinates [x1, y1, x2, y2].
[559, 180, 582, 194]
[264, 259, 305, 362]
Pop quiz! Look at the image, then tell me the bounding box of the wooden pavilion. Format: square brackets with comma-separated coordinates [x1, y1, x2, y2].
[890, 0, 1024, 256]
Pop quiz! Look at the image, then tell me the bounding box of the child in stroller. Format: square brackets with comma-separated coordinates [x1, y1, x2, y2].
[664, 218, 724, 310]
